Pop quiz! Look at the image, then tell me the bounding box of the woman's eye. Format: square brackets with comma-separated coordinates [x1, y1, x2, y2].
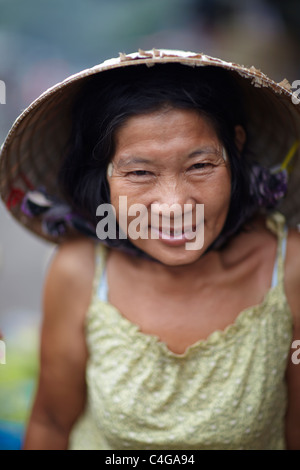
[189, 162, 212, 170]
[128, 170, 152, 177]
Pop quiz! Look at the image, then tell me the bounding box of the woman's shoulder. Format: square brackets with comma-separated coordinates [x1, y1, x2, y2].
[239, 212, 300, 267]
[43, 237, 96, 323]
[286, 225, 300, 250]
[285, 226, 300, 296]
[49, 237, 96, 281]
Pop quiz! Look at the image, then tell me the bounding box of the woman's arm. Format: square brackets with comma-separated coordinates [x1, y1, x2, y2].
[284, 229, 300, 450]
[23, 238, 95, 450]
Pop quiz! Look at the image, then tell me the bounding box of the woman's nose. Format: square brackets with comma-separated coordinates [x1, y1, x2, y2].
[151, 178, 196, 226]
[153, 178, 194, 207]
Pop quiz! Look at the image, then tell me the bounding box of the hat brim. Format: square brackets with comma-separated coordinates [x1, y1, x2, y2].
[1, 49, 300, 243]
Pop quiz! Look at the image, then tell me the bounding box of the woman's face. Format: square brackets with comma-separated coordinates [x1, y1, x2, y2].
[108, 107, 232, 266]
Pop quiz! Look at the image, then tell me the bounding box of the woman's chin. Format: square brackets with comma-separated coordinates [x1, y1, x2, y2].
[129, 237, 206, 267]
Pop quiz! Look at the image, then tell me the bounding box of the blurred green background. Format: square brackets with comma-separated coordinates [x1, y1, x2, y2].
[1, 0, 300, 450]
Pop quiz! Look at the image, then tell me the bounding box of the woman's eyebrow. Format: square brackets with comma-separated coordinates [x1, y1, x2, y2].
[115, 147, 223, 167]
[116, 157, 155, 168]
[188, 146, 222, 158]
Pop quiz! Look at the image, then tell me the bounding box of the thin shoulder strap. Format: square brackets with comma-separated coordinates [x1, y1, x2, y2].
[93, 244, 109, 301]
[98, 267, 108, 301]
[271, 225, 288, 288]
[267, 212, 288, 288]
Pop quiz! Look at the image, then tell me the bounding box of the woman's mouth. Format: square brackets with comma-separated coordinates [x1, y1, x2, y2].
[149, 225, 197, 245]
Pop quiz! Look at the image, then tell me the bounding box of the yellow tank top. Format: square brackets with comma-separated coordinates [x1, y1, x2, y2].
[69, 213, 293, 450]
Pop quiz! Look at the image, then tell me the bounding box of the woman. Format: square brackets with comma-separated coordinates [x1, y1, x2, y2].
[1, 49, 299, 450]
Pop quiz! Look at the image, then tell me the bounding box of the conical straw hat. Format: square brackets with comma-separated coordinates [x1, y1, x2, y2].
[1, 49, 300, 243]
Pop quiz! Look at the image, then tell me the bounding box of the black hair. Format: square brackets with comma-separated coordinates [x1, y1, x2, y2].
[59, 63, 253, 253]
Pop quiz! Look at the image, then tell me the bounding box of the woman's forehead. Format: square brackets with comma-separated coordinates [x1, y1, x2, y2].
[114, 108, 221, 154]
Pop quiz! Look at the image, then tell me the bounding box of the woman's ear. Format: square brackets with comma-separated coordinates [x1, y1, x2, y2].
[234, 125, 246, 152]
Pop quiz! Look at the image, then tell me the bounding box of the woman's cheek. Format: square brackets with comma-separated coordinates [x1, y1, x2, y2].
[109, 184, 149, 234]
